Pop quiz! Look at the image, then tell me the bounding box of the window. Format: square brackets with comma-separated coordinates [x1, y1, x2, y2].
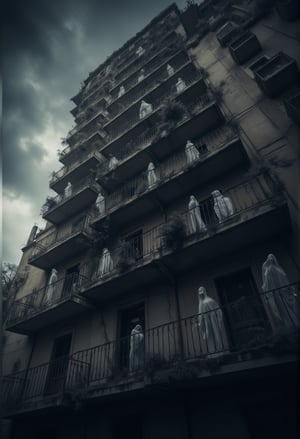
[125, 230, 143, 260]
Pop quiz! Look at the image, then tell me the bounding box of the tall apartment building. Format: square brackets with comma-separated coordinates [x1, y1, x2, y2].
[2, 2, 300, 438]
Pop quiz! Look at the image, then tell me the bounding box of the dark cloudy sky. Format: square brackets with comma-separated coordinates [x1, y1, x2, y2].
[3, 0, 189, 265]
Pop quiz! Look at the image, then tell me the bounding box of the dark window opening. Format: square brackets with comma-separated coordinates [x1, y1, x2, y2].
[44, 333, 72, 395]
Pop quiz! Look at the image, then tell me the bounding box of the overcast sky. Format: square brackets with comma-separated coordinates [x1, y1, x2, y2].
[3, 0, 190, 265]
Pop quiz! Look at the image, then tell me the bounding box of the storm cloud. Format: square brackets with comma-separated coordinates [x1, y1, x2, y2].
[3, 0, 188, 264]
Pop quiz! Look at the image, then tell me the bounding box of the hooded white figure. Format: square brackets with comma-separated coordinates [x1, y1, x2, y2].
[95, 193, 105, 215]
[129, 324, 144, 371]
[185, 140, 200, 164]
[262, 254, 299, 328]
[198, 286, 224, 354]
[212, 190, 234, 221]
[176, 77, 186, 93]
[147, 162, 158, 188]
[108, 155, 119, 171]
[118, 86, 125, 98]
[188, 195, 207, 233]
[139, 100, 153, 119]
[167, 64, 174, 76]
[64, 182, 73, 198]
[97, 248, 113, 278]
[136, 46, 145, 57]
[137, 69, 145, 83]
[45, 269, 58, 304]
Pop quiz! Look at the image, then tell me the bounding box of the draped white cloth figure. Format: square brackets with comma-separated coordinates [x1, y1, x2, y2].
[137, 69, 145, 83]
[176, 77, 186, 93]
[262, 254, 299, 328]
[129, 324, 144, 371]
[118, 86, 125, 98]
[136, 46, 145, 57]
[139, 100, 153, 119]
[185, 140, 200, 164]
[188, 195, 207, 233]
[108, 156, 118, 171]
[198, 286, 224, 353]
[147, 162, 158, 188]
[167, 64, 174, 76]
[97, 248, 113, 278]
[64, 182, 73, 198]
[45, 269, 58, 305]
[95, 193, 105, 214]
[212, 190, 234, 221]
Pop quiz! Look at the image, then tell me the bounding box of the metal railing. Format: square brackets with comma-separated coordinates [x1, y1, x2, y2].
[29, 216, 92, 262]
[5, 274, 86, 328]
[95, 124, 238, 211]
[42, 175, 96, 216]
[3, 283, 298, 410]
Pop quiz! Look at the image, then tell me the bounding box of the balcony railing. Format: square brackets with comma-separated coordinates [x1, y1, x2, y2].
[3, 283, 298, 411]
[5, 274, 87, 331]
[94, 124, 240, 218]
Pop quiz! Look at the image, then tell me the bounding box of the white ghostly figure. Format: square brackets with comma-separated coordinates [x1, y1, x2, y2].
[136, 46, 145, 57]
[185, 140, 200, 164]
[167, 64, 175, 76]
[137, 69, 145, 83]
[118, 86, 125, 98]
[64, 182, 73, 198]
[108, 155, 119, 171]
[45, 268, 58, 304]
[188, 195, 207, 233]
[129, 324, 144, 371]
[97, 248, 113, 278]
[198, 286, 224, 354]
[95, 193, 105, 214]
[176, 77, 187, 93]
[262, 254, 299, 328]
[147, 162, 158, 188]
[212, 190, 234, 221]
[139, 100, 153, 119]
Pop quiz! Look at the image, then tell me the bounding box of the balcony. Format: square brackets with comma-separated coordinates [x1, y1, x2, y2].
[42, 176, 99, 225]
[50, 151, 102, 193]
[92, 125, 248, 229]
[254, 52, 300, 98]
[28, 217, 92, 270]
[4, 275, 91, 335]
[96, 97, 224, 190]
[3, 283, 299, 414]
[228, 32, 261, 65]
[216, 22, 240, 47]
[82, 174, 290, 302]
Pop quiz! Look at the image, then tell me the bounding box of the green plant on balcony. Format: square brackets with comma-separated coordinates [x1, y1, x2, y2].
[160, 215, 186, 251]
[41, 196, 57, 214]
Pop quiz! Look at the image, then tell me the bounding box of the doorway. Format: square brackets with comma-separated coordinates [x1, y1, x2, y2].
[215, 268, 270, 350]
[44, 333, 72, 395]
[63, 265, 80, 296]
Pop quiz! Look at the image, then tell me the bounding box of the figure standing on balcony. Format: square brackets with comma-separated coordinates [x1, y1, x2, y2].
[185, 140, 200, 164]
[95, 193, 105, 214]
[212, 190, 234, 221]
[97, 248, 114, 278]
[137, 68, 145, 83]
[147, 162, 158, 189]
[64, 182, 73, 198]
[188, 195, 207, 233]
[45, 268, 58, 305]
[118, 86, 125, 98]
[139, 100, 153, 119]
[136, 46, 145, 57]
[176, 77, 186, 93]
[167, 64, 174, 76]
[197, 286, 224, 354]
[129, 324, 144, 371]
[262, 253, 299, 328]
[108, 155, 119, 171]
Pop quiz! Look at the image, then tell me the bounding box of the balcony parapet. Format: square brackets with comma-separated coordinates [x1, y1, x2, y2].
[3, 283, 299, 413]
[4, 274, 90, 334]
